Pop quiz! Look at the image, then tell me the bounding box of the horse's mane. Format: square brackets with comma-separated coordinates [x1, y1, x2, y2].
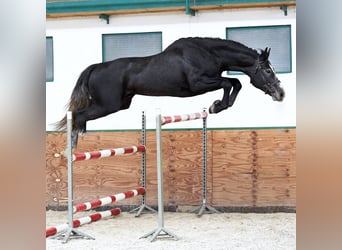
[176, 37, 258, 57]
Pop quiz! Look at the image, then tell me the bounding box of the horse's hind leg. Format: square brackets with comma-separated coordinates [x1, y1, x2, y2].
[71, 116, 86, 149]
[71, 99, 130, 148]
[71, 130, 80, 149]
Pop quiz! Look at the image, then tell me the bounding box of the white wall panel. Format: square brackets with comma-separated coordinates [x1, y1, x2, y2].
[46, 7, 296, 131]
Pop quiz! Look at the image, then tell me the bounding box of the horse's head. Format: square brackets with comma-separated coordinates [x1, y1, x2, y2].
[250, 48, 285, 102]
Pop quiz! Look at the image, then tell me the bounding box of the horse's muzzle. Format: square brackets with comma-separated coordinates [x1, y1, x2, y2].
[272, 84, 285, 102]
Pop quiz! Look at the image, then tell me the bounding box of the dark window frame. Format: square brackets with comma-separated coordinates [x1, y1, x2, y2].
[102, 31, 163, 62]
[226, 25, 292, 74]
[46, 36, 54, 82]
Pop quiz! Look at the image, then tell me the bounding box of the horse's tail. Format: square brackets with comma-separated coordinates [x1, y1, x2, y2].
[54, 64, 97, 131]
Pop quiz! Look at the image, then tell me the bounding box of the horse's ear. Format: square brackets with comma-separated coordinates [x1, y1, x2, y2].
[259, 48, 268, 62]
[260, 47, 271, 61]
[266, 47, 271, 58]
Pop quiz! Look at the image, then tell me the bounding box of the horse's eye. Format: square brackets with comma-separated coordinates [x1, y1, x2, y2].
[266, 69, 272, 74]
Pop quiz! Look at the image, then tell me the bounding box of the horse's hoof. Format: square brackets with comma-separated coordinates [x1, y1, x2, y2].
[209, 100, 221, 113]
[209, 104, 215, 113]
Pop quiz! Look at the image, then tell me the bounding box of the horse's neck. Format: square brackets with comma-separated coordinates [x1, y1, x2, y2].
[215, 41, 258, 75]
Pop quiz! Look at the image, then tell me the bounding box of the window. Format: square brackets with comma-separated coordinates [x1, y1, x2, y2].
[226, 25, 292, 73]
[46, 36, 54, 82]
[102, 32, 162, 62]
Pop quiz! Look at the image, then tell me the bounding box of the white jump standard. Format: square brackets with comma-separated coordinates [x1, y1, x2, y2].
[129, 111, 157, 216]
[51, 111, 146, 243]
[191, 109, 220, 216]
[54, 111, 94, 243]
[140, 112, 179, 242]
[141, 110, 215, 242]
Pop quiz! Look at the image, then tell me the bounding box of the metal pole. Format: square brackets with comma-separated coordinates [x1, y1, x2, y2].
[67, 111, 74, 234]
[130, 111, 156, 216]
[50, 111, 95, 243]
[192, 109, 220, 216]
[202, 108, 208, 206]
[142, 111, 146, 205]
[156, 113, 164, 228]
[140, 111, 179, 242]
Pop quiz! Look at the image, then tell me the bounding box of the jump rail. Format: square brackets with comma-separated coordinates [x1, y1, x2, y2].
[46, 208, 121, 238]
[73, 187, 145, 213]
[52, 111, 147, 243]
[72, 145, 146, 161]
[141, 110, 209, 242]
[161, 112, 207, 125]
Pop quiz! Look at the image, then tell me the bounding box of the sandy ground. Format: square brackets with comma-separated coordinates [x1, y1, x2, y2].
[46, 210, 296, 250]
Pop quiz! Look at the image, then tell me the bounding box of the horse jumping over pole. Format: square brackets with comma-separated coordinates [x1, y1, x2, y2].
[55, 37, 285, 148]
[52, 112, 147, 243]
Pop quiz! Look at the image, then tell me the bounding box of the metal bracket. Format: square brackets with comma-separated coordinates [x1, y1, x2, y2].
[186, 0, 195, 16]
[99, 13, 109, 24]
[280, 4, 288, 16]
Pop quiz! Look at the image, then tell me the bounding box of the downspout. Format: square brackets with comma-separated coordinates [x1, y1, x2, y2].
[185, 0, 195, 16]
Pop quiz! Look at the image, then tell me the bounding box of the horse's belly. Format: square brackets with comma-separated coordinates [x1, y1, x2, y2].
[133, 81, 194, 97]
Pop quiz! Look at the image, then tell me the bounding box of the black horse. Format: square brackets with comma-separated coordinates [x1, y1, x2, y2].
[56, 37, 285, 148]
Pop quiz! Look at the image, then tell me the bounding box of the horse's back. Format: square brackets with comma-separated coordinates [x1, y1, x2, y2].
[87, 37, 223, 98]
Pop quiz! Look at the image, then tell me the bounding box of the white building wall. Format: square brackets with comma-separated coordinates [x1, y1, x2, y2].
[46, 7, 296, 131]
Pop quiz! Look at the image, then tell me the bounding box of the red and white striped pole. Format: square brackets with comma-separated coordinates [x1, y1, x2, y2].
[46, 208, 121, 237]
[72, 145, 146, 161]
[73, 187, 145, 213]
[161, 112, 208, 125]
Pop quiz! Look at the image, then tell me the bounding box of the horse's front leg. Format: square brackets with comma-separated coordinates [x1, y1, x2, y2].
[209, 77, 242, 114]
[227, 78, 242, 107]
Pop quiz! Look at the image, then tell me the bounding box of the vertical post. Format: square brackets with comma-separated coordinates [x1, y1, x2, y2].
[141, 111, 147, 205]
[202, 108, 208, 207]
[156, 113, 164, 228]
[185, 0, 195, 15]
[130, 111, 156, 216]
[192, 109, 220, 216]
[50, 111, 95, 243]
[140, 111, 179, 242]
[66, 111, 73, 233]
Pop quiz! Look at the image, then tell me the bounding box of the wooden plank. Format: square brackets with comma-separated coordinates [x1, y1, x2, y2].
[255, 176, 296, 206]
[46, 133, 68, 207]
[211, 129, 296, 207]
[163, 131, 203, 205]
[46, 128, 296, 208]
[76, 131, 142, 152]
[212, 130, 254, 206]
[46, 131, 147, 207]
[255, 129, 296, 178]
[213, 173, 254, 206]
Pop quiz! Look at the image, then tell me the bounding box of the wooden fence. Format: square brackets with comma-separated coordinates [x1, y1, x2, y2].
[46, 128, 296, 210]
